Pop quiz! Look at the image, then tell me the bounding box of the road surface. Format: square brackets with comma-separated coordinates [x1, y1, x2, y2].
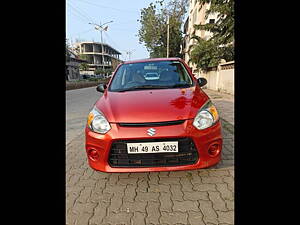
[66, 87, 102, 144]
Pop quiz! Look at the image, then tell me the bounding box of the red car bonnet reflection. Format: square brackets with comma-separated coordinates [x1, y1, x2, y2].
[96, 85, 208, 123]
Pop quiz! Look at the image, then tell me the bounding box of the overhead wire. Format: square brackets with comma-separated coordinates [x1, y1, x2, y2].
[72, 28, 95, 36]
[68, 0, 138, 32]
[103, 32, 121, 50]
[67, 2, 94, 23]
[67, 6, 90, 24]
[67, 0, 139, 60]
[76, 0, 138, 14]
[103, 32, 129, 60]
[68, 0, 97, 24]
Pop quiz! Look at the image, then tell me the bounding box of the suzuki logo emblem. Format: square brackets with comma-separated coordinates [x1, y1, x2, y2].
[147, 128, 156, 136]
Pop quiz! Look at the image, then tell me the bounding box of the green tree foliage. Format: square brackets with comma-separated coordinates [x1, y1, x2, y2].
[79, 63, 89, 71]
[138, 0, 188, 58]
[94, 68, 112, 75]
[78, 54, 88, 61]
[94, 68, 105, 75]
[189, 0, 234, 72]
[105, 68, 113, 75]
[189, 36, 220, 70]
[195, 0, 234, 46]
[78, 54, 90, 71]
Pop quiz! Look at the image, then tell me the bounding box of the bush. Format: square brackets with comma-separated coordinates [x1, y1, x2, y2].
[66, 78, 110, 90]
[87, 78, 99, 82]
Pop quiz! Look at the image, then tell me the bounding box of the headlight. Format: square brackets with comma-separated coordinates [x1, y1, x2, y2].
[87, 106, 111, 134]
[193, 100, 219, 130]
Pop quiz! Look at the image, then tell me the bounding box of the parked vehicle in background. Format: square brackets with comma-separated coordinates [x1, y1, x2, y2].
[81, 74, 91, 79]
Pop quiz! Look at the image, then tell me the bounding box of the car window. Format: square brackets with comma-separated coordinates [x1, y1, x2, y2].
[109, 61, 194, 92]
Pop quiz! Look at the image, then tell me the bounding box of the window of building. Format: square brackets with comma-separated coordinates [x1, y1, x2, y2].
[209, 19, 215, 24]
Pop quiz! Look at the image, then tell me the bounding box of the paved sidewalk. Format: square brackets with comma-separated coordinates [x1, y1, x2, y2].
[203, 89, 234, 126]
[66, 124, 234, 225]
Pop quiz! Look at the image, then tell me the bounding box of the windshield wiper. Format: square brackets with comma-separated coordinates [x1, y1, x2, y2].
[169, 83, 191, 88]
[116, 85, 170, 92]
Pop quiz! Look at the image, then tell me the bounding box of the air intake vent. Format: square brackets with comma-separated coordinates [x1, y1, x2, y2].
[118, 120, 185, 127]
[108, 138, 198, 168]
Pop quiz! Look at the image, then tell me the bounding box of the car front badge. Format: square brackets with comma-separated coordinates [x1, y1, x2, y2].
[147, 128, 156, 136]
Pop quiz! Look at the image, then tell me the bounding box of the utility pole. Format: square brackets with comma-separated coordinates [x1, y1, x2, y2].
[127, 51, 132, 60]
[167, 16, 170, 58]
[89, 20, 113, 73]
[100, 22, 105, 71]
[123, 49, 135, 61]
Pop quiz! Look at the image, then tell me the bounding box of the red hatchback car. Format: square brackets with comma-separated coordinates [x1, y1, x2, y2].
[85, 58, 222, 172]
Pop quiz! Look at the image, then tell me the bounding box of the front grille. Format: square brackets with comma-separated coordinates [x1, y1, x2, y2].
[118, 120, 185, 127]
[108, 138, 199, 167]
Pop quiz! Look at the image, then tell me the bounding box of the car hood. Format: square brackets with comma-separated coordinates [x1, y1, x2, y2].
[95, 86, 209, 123]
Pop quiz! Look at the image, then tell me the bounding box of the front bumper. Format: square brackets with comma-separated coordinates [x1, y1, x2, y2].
[85, 119, 222, 172]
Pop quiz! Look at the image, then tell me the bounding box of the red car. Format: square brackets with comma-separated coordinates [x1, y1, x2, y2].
[85, 58, 222, 172]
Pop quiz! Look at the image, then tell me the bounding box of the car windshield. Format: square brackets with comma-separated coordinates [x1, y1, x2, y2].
[109, 60, 194, 92]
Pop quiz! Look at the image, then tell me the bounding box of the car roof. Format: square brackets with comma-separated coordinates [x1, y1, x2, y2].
[123, 57, 183, 64]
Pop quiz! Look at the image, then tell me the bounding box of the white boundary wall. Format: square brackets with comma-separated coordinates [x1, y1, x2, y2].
[199, 61, 234, 95]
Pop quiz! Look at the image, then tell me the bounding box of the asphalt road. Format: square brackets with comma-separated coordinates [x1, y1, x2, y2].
[66, 87, 102, 144]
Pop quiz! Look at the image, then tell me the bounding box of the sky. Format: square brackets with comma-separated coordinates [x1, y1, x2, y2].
[66, 0, 159, 61]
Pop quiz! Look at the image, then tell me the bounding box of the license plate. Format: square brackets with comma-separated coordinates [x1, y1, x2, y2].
[127, 141, 178, 154]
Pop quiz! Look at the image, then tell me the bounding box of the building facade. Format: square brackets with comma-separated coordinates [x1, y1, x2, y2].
[66, 49, 87, 81]
[182, 0, 218, 74]
[74, 42, 122, 74]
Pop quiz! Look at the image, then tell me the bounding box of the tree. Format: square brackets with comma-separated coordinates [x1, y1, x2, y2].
[78, 54, 90, 71]
[189, 36, 220, 71]
[79, 63, 89, 71]
[138, 0, 188, 58]
[195, 0, 234, 46]
[94, 68, 105, 75]
[94, 68, 113, 78]
[78, 54, 88, 61]
[105, 68, 113, 75]
[189, 0, 234, 72]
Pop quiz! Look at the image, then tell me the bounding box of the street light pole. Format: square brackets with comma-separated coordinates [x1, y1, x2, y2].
[89, 20, 113, 75]
[167, 16, 170, 58]
[100, 22, 105, 71]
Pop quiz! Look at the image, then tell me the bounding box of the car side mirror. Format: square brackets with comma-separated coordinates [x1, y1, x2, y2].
[96, 84, 107, 93]
[198, 77, 207, 87]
